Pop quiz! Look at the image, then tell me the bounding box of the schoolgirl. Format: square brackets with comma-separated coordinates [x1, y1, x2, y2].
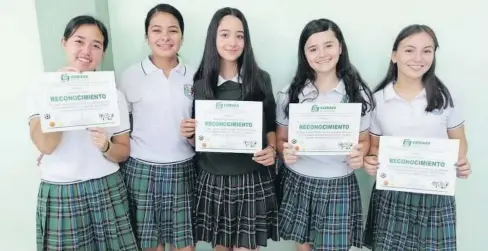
[276, 18, 375, 251]
[118, 4, 196, 251]
[180, 7, 279, 251]
[28, 15, 137, 250]
[363, 24, 472, 251]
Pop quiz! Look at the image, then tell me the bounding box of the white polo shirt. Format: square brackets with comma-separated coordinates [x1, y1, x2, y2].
[276, 79, 372, 178]
[118, 56, 195, 163]
[27, 88, 131, 184]
[370, 82, 464, 138]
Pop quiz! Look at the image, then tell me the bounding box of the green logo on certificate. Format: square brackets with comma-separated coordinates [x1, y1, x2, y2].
[311, 104, 336, 112]
[216, 102, 239, 109]
[60, 73, 88, 82]
[402, 139, 431, 147]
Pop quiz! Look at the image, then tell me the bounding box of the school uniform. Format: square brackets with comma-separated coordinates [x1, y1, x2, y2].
[118, 56, 196, 249]
[276, 79, 369, 251]
[28, 86, 137, 251]
[192, 72, 280, 249]
[363, 82, 464, 251]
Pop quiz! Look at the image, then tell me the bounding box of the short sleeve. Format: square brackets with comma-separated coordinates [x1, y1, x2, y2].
[369, 108, 382, 136]
[275, 90, 289, 126]
[117, 72, 133, 113]
[27, 82, 41, 124]
[112, 90, 131, 136]
[447, 94, 465, 130]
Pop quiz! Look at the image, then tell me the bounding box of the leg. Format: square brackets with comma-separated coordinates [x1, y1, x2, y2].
[216, 245, 232, 251]
[143, 243, 164, 251]
[295, 243, 312, 251]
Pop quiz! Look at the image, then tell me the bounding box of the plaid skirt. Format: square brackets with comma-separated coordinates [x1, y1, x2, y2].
[279, 167, 363, 251]
[194, 167, 280, 249]
[36, 171, 138, 251]
[363, 183, 457, 251]
[120, 157, 196, 249]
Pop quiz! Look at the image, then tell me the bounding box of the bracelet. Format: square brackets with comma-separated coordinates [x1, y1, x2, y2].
[267, 145, 276, 150]
[367, 154, 377, 157]
[101, 141, 110, 153]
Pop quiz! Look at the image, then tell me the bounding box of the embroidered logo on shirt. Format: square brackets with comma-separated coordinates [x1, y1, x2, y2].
[183, 84, 194, 99]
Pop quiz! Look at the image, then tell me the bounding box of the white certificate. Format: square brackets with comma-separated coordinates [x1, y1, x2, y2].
[195, 100, 263, 153]
[288, 103, 361, 155]
[376, 136, 459, 196]
[37, 71, 120, 132]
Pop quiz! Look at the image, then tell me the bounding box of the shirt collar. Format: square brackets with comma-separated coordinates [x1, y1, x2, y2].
[301, 79, 346, 97]
[383, 82, 426, 101]
[217, 74, 242, 86]
[140, 55, 187, 76]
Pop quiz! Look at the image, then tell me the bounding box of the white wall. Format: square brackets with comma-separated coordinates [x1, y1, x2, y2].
[0, 0, 43, 250]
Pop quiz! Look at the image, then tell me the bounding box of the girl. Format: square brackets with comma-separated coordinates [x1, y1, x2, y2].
[118, 4, 196, 251]
[276, 19, 375, 251]
[28, 15, 137, 250]
[180, 7, 279, 251]
[363, 24, 472, 251]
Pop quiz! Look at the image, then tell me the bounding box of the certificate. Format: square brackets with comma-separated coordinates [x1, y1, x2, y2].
[288, 103, 361, 155]
[37, 71, 120, 132]
[195, 100, 263, 153]
[376, 136, 459, 196]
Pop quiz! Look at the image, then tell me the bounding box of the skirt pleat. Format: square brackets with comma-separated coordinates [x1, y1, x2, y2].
[279, 167, 363, 251]
[363, 183, 457, 251]
[194, 167, 279, 249]
[120, 157, 196, 249]
[36, 171, 137, 251]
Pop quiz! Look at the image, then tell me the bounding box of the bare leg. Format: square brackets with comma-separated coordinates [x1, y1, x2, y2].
[296, 243, 311, 251]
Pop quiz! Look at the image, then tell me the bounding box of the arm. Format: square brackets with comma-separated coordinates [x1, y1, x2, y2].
[102, 133, 130, 163]
[367, 134, 380, 156]
[358, 131, 370, 157]
[29, 118, 63, 155]
[276, 126, 288, 156]
[447, 126, 468, 158]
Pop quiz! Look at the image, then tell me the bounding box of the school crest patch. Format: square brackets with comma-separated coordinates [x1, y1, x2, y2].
[183, 84, 194, 99]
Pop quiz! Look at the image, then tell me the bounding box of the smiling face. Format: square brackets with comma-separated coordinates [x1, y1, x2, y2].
[392, 31, 435, 81]
[62, 24, 105, 71]
[216, 15, 245, 63]
[146, 12, 183, 59]
[304, 30, 342, 74]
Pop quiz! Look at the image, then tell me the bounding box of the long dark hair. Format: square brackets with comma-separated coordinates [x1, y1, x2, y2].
[284, 18, 374, 118]
[374, 24, 453, 112]
[193, 7, 270, 102]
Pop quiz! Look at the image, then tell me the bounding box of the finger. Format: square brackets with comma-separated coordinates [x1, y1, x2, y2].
[254, 153, 271, 161]
[283, 142, 292, 149]
[455, 159, 467, 166]
[354, 143, 362, 151]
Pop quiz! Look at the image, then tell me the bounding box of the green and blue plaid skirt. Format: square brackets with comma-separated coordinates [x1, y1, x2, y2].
[120, 157, 196, 249]
[363, 183, 457, 251]
[36, 171, 138, 251]
[194, 167, 280, 249]
[279, 167, 363, 251]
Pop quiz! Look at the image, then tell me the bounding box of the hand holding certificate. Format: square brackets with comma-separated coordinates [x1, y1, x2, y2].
[195, 100, 263, 153]
[376, 136, 459, 196]
[288, 103, 361, 155]
[36, 71, 120, 133]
